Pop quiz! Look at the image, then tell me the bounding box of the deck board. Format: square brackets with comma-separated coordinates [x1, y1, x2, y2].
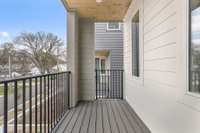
[101, 100, 111, 133]
[118, 101, 143, 133]
[88, 100, 97, 133]
[79, 102, 92, 133]
[110, 100, 127, 133]
[55, 100, 151, 133]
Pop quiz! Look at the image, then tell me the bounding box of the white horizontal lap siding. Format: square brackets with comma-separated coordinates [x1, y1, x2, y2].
[79, 18, 95, 101]
[144, 0, 177, 86]
[124, 0, 200, 133]
[95, 23, 124, 70]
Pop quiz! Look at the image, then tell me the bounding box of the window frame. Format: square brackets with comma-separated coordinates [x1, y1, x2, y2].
[95, 57, 106, 70]
[131, 11, 140, 77]
[126, 2, 144, 85]
[178, 0, 200, 112]
[95, 58, 100, 70]
[187, 0, 200, 97]
[106, 23, 121, 31]
[101, 59, 106, 70]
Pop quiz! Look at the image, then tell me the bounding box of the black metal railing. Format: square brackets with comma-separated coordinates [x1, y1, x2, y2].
[0, 71, 71, 133]
[190, 71, 200, 92]
[95, 69, 123, 99]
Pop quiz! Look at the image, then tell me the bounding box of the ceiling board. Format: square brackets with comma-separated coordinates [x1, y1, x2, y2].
[64, 0, 132, 21]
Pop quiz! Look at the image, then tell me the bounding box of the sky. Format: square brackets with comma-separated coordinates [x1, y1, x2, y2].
[0, 0, 67, 44]
[192, 6, 200, 45]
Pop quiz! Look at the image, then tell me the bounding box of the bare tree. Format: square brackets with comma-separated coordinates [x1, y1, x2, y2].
[0, 42, 15, 77]
[14, 32, 64, 74]
[13, 51, 32, 75]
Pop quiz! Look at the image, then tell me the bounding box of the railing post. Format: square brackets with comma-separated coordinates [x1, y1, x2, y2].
[95, 70, 98, 99]
[121, 70, 124, 99]
[68, 72, 71, 109]
[35, 77, 38, 133]
[50, 74, 53, 130]
[29, 78, 32, 133]
[14, 81, 18, 133]
[47, 75, 50, 133]
[4, 82, 8, 133]
[22, 79, 26, 133]
[40, 77, 42, 133]
[44, 76, 46, 133]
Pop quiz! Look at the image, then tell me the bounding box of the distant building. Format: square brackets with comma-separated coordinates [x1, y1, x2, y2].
[95, 23, 123, 70]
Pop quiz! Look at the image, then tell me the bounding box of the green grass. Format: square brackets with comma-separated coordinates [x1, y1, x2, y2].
[0, 85, 23, 96]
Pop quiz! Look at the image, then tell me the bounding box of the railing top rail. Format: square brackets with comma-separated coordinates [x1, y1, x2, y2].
[95, 69, 124, 71]
[0, 71, 71, 84]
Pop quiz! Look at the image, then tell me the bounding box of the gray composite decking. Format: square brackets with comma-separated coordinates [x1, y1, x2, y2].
[55, 100, 151, 133]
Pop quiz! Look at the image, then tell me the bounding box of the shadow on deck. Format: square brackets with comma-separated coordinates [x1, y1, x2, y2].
[54, 100, 151, 133]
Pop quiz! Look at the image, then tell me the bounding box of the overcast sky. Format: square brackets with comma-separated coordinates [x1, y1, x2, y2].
[0, 0, 67, 44]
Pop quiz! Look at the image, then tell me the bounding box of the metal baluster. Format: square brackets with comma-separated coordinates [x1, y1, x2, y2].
[54, 74, 56, 127]
[121, 70, 124, 99]
[14, 81, 18, 133]
[51, 75, 53, 130]
[68, 73, 70, 109]
[40, 77, 42, 133]
[35, 78, 38, 133]
[44, 76, 46, 133]
[22, 79, 26, 133]
[47, 75, 50, 133]
[29, 78, 32, 133]
[4, 82, 8, 133]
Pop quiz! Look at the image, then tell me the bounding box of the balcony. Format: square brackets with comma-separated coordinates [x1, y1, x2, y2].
[0, 72, 71, 133]
[55, 100, 150, 133]
[0, 70, 150, 133]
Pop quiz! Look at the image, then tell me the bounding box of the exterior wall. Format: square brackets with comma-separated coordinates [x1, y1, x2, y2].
[124, 0, 200, 133]
[67, 11, 79, 107]
[95, 23, 124, 69]
[78, 18, 95, 101]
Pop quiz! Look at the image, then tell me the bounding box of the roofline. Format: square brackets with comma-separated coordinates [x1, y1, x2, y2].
[60, 0, 77, 12]
[60, 0, 69, 11]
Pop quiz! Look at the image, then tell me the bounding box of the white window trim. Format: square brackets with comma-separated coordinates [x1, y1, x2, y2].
[132, 11, 140, 78]
[186, 0, 200, 97]
[177, 0, 200, 112]
[106, 23, 121, 31]
[128, 0, 144, 85]
[95, 57, 107, 70]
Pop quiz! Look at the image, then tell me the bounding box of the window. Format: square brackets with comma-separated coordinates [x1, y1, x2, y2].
[101, 59, 106, 70]
[132, 11, 140, 77]
[107, 23, 121, 31]
[95, 58, 100, 70]
[95, 58, 106, 70]
[189, 0, 200, 93]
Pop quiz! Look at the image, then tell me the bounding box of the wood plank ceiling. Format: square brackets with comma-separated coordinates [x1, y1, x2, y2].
[64, 0, 132, 21]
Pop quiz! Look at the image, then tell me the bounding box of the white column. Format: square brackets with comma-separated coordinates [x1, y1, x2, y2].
[67, 11, 79, 107]
[78, 18, 95, 101]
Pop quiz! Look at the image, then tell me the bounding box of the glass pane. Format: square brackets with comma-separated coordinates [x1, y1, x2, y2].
[108, 23, 120, 30]
[95, 58, 100, 70]
[101, 59, 106, 70]
[132, 11, 140, 77]
[189, 0, 200, 93]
